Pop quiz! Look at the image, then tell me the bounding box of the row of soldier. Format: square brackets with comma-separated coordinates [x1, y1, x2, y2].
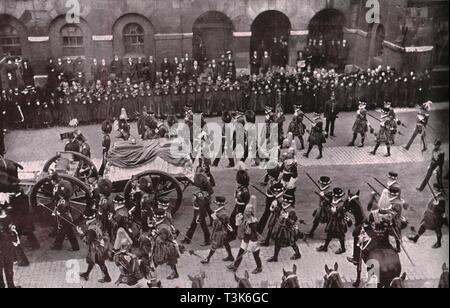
[0, 65, 433, 130]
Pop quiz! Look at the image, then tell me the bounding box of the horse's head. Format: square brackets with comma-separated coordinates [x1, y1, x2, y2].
[389, 272, 407, 288]
[281, 264, 300, 288]
[188, 272, 206, 289]
[323, 263, 344, 289]
[0, 158, 23, 192]
[439, 263, 449, 289]
[235, 271, 253, 289]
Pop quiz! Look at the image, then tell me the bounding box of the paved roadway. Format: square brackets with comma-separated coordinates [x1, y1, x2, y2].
[4, 104, 450, 288]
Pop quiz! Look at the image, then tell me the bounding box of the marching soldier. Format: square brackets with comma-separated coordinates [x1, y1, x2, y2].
[288, 104, 306, 151]
[257, 168, 283, 234]
[370, 108, 394, 157]
[317, 188, 348, 255]
[52, 180, 80, 252]
[306, 176, 333, 237]
[229, 165, 251, 241]
[348, 101, 372, 148]
[408, 183, 448, 249]
[227, 198, 263, 274]
[0, 197, 21, 288]
[417, 139, 445, 191]
[114, 239, 148, 287]
[77, 208, 112, 283]
[404, 101, 432, 152]
[96, 178, 114, 239]
[182, 172, 213, 246]
[201, 196, 234, 264]
[303, 113, 326, 159]
[267, 195, 302, 262]
[152, 208, 181, 280]
[368, 186, 409, 253]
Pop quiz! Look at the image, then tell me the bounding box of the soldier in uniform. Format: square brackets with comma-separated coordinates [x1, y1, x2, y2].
[303, 113, 326, 159]
[52, 180, 80, 251]
[114, 239, 148, 287]
[229, 166, 251, 242]
[306, 176, 333, 237]
[77, 208, 112, 283]
[257, 169, 283, 234]
[417, 139, 445, 191]
[404, 101, 432, 152]
[227, 199, 262, 274]
[408, 183, 448, 249]
[201, 196, 234, 264]
[317, 188, 348, 255]
[348, 101, 372, 147]
[182, 172, 212, 246]
[370, 108, 394, 157]
[288, 105, 306, 151]
[152, 208, 181, 280]
[267, 194, 302, 262]
[0, 198, 21, 288]
[96, 178, 114, 239]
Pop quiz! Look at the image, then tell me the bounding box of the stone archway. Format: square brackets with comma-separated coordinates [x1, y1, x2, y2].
[192, 11, 234, 63]
[251, 10, 292, 67]
[112, 14, 155, 58]
[308, 8, 346, 42]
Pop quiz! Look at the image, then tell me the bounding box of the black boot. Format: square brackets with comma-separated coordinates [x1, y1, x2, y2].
[317, 147, 323, 160]
[291, 244, 301, 260]
[370, 144, 379, 155]
[80, 263, 94, 281]
[252, 250, 263, 274]
[317, 239, 331, 252]
[433, 234, 442, 249]
[385, 146, 391, 157]
[306, 221, 319, 238]
[358, 137, 365, 148]
[201, 250, 215, 264]
[223, 244, 234, 262]
[335, 239, 346, 255]
[228, 248, 245, 271]
[99, 264, 112, 283]
[167, 265, 179, 280]
[267, 245, 281, 262]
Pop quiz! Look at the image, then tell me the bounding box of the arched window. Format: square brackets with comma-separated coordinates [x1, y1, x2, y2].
[61, 24, 84, 56]
[0, 24, 22, 56]
[123, 23, 144, 54]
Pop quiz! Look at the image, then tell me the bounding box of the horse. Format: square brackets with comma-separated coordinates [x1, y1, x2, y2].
[354, 236, 402, 288]
[323, 263, 344, 288]
[438, 263, 449, 288]
[188, 272, 206, 288]
[234, 271, 253, 288]
[281, 264, 300, 288]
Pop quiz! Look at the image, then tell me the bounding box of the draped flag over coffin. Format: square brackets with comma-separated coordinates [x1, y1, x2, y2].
[105, 139, 194, 182]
